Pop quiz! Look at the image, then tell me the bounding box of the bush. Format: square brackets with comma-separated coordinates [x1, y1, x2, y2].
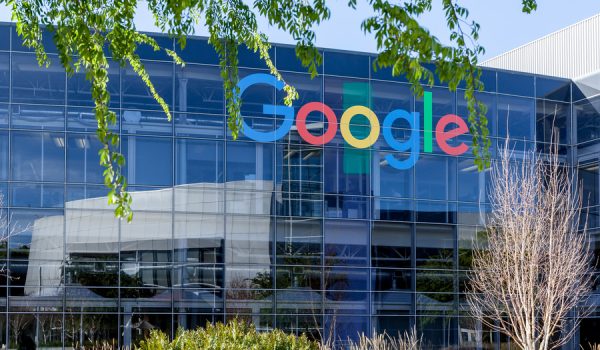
[346, 327, 422, 350]
[137, 319, 319, 350]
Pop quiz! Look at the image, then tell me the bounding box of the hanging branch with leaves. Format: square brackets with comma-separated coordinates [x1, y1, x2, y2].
[2, 0, 539, 220]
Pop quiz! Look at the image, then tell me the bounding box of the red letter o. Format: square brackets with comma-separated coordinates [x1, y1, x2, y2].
[296, 102, 338, 145]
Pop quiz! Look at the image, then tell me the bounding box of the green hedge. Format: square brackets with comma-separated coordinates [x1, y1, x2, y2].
[137, 319, 320, 350]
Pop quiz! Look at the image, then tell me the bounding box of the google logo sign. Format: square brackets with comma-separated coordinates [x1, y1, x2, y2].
[240, 73, 469, 170]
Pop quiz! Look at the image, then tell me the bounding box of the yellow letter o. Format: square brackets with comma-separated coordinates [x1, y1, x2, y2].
[340, 105, 380, 149]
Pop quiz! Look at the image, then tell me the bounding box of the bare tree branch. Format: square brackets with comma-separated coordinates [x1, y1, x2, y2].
[467, 135, 594, 350]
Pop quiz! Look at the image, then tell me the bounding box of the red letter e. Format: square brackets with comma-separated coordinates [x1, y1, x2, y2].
[436, 114, 469, 156]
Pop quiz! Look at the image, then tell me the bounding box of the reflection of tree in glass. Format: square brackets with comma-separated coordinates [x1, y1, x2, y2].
[73, 270, 158, 299]
[416, 248, 454, 303]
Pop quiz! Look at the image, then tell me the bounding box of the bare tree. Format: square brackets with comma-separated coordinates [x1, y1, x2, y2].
[0, 193, 32, 277]
[467, 140, 594, 350]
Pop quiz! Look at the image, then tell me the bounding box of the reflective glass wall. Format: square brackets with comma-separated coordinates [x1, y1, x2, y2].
[0, 22, 584, 349]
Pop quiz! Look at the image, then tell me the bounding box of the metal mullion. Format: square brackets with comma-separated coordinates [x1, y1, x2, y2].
[5, 28, 10, 347]
[170, 38, 176, 337]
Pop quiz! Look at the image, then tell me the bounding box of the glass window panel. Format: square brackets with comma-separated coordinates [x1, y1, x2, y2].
[0, 103, 7, 127]
[65, 209, 119, 264]
[0, 130, 7, 180]
[457, 158, 489, 203]
[277, 72, 323, 111]
[416, 316, 458, 348]
[326, 314, 369, 345]
[120, 211, 173, 259]
[9, 260, 64, 299]
[63, 313, 119, 347]
[10, 183, 64, 208]
[373, 315, 411, 336]
[276, 217, 322, 265]
[371, 80, 412, 122]
[576, 96, 600, 145]
[226, 190, 273, 215]
[416, 201, 456, 224]
[0, 24, 8, 51]
[226, 141, 276, 190]
[457, 317, 497, 349]
[536, 76, 570, 102]
[11, 131, 65, 182]
[415, 155, 457, 201]
[237, 70, 276, 117]
[173, 212, 224, 269]
[324, 147, 370, 196]
[175, 37, 219, 64]
[497, 71, 534, 97]
[67, 63, 119, 107]
[324, 220, 368, 267]
[0, 52, 7, 103]
[497, 95, 535, 140]
[416, 224, 454, 269]
[276, 45, 323, 74]
[135, 35, 173, 60]
[12, 27, 58, 53]
[66, 185, 108, 203]
[66, 134, 104, 184]
[127, 186, 173, 212]
[122, 109, 172, 135]
[324, 51, 369, 78]
[416, 87, 456, 132]
[9, 209, 64, 262]
[579, 162, 599, 208]
[176, 139, 223, 185]
[275, 265, 322, 291]
[12, 53, 65, 105]
[325, 194, 369, 219]
[377, 151, 413, 199]
[122, 136, 173, 186]
[234, 116, 281, 142]
[372, 222, 411, 268]
[65, 258, 118, 290]
[175, 64, 223, 114]
[11, 103, 64, 130]
[9, 313, 63, 347]
[121, 312, 173, 347]
[457, 202, 489, 226]
[458, 92, 496, 138]
[372, 222, 411, 291]
[225, 264, 274, 305]
[67, 106, 119, 132]
[225, 216, 273, 268]
[458, 225, 486, 270]
[279, 144, 323, 194]
[174, 186, 224, 213]
[238, 45, 274, 69]
[277, 192, 323, 217]
[325, 267, 368, 292]
[175, 112, 224, 139]
[536, 100, 570, 145]
[121, 61, 173, 111]
[479, 68, 497, 93]
[371, 64, 410, 83]
[374, 198, 413, 221]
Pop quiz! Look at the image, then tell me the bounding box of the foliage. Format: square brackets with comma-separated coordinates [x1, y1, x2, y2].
[137, 319, 319, 350]
[2, 0, 539, 220]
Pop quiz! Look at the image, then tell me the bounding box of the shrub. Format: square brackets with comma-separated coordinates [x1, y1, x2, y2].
[137, 319, 319, 350]
[346, 328, 422, 350]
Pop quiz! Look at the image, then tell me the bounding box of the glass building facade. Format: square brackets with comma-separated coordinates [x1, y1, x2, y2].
[0, 22, 598, 349]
